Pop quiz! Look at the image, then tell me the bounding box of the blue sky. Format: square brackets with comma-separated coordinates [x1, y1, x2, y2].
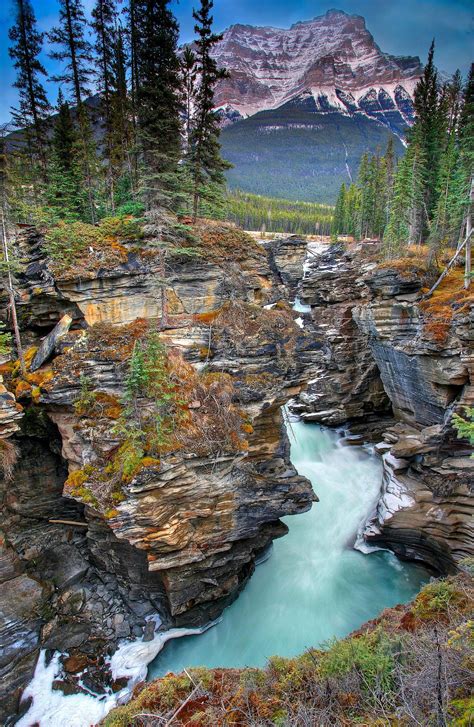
[0, 0, 472, 124]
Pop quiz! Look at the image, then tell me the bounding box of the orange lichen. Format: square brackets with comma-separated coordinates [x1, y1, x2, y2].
[15, 379, 32, 398]
[420, 268, 473, 344]
[140, 457, 161, 468]
[24, 346, 39, 367]
[193, 309, 222, 325]
[64, 469, 88, 489]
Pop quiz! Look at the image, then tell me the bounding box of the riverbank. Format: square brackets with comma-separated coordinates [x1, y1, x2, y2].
[104, 569, 474, 726]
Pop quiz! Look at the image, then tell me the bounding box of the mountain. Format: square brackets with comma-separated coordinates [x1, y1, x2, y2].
[214, 10, 422, 203]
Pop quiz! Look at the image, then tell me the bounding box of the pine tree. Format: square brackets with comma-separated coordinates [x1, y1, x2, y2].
[110, 25, 136, 203]
[412, 40, 444, 234]
[356, 153, 371, 238]
[384, 129, 427, 255]
[92, 0, 133, 209]
[332, 183, 346, 238]
[134, 0, 183, 210]
[189, 0, 231, 220]
[8, 0, 50, 181]
[459, 64, 474, 181]
[181, 47, 198, 151]
[46, 91, 88, 220]
[384, 137, 395, 226]
[48, 0, 98, 222]
[344, 184, 360, 237]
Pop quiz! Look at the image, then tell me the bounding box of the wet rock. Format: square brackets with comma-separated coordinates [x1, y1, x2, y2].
[63, 653, 90, 674]
[52, 679, 84, 696]
[41, 618, 92, 650]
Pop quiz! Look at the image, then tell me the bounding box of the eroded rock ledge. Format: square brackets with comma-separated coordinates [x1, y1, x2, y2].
[0, 224, 316, 720]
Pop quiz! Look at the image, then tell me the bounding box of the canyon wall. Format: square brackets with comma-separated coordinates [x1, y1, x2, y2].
[0, 227, 471, 721]
[292, 242, 473, 574]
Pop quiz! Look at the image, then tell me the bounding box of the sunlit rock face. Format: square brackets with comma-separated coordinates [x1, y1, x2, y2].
[352, 267, 473, 572]
[212, 10, 420, 127]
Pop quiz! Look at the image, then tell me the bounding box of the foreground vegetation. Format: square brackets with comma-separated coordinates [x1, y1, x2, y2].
[226, 190, 333, 236]
[103, 571, 474, 726]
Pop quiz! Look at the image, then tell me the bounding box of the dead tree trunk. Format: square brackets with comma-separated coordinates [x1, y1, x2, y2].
[0, 211, 25, 373]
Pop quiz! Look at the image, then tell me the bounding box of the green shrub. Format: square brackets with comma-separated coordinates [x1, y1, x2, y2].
[319, 632, 395, 694]
[413, 579, 458, 618]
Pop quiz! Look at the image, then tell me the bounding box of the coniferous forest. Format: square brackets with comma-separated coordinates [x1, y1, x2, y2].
[332, 46, 473, 268]
[3, 0, 228, 228]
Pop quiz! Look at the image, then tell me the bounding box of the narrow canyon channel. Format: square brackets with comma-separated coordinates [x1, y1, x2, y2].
[148, 417, 429, 679]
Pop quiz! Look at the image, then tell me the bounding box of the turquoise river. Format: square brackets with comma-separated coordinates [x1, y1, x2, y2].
[148, 418, 429, 678]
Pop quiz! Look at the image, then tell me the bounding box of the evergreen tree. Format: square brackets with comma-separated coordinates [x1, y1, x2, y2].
[48, 0, 93, 106]
[92, 0, 133, 208]
[8, 0, 50, 181]
[384, 137, 395, 226]
[429, 130, 463, 253]
[189, 0, 231, 220]
[133, 0, 183, 210]
[344, 184, 360, 237]
[459, 64, 474, 180]
[412, 40, 444, 234]
[332, 183, 346, 238]
[48, 0, 98, 221]
[181, 46, 198, 151]
[356, 153, 371, 238]
[46, 91, 88, 220]
[384, 128, 427, 254]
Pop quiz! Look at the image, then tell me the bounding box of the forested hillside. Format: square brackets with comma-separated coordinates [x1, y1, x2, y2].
[226, 190, 333, 235]
[220, 101, 405, 204]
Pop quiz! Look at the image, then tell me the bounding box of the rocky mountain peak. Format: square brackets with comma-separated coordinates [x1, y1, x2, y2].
[212, 9, 422, 122]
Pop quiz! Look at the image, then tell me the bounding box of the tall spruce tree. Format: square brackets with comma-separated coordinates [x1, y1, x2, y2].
[332, 183, 346, 238]
[384, 127, 427, 254]
[181, 47, 198, 151]
[48, 0, 98, 221]
[8, 0, 50, 183]
[133, 0, 182, 210]
[46, 91, 88, 220]
[189, 0, 230, 220]
[411, 40, 444, 235]
[92, 0, 133, 208]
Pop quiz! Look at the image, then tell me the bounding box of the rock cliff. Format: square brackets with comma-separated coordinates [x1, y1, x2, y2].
[291, 242, 473, 573]
[0, 222, 316, 720]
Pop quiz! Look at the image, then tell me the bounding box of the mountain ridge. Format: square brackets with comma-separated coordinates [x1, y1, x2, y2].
[212, 9, 422, 125]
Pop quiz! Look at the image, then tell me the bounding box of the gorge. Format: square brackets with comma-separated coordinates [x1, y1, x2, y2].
[0, 225, 472, 725]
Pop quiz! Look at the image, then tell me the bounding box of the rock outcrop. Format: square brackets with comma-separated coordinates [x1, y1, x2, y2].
[353, 266, 473, 572]
[291, 242, 472, 573]
[290, 244, 390, 424]
[0, 223, 316, 720]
